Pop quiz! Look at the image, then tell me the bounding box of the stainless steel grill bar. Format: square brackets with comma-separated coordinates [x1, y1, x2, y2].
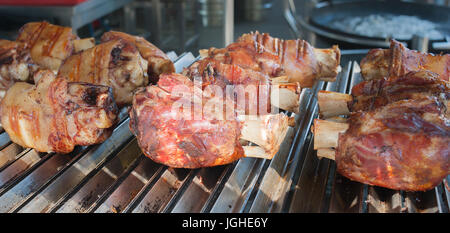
[85, 154, 146, 213]
[209, 158, 267, 213]
[249, 87, 321, 212]
[326, 62, 369, 213]
[171, 166, 229, 213]
[1, 147, 88, 212]
[0, 144, 25, 172]
[0, 149, 45, 191]
[55, 138, 143, 213]
[93, 158, 166, 213]
[129, 168, 194, 213]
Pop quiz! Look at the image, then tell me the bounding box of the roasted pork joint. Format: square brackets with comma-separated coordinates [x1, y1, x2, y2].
[360, 40, 449, 81]
[0, 70, 118, 153]
[184, 58, 302, 113]
[200, 31, 340, 87]
[318, 71, 450, 118]
[101, 31, 175, 84]
[314, 96, 449, 191]
[130, 73, 290, 168]
[58, 39, 149, 106]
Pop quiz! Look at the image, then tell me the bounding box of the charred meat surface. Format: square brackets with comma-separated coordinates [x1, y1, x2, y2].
[101, 31, 175, 84]
[0, 70, 118, 153]
[58, 39, 149, 106]
[360, 40, 449, 81]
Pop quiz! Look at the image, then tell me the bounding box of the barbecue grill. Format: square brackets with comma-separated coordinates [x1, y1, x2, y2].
[0, 50, 448, 213]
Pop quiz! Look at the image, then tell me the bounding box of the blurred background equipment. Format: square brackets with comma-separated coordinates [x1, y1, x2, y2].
[0, 0, 448, 55]
[0, 0, 291, 55]
[284, 0, 450, 52]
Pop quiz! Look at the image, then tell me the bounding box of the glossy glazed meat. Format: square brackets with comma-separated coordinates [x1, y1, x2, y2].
[337, 95, 449, 191]
[58, 39, 149, 106]
[16, 21, 78, 71]
[130, 73, 244, 168]
[201, 31, 340, 87]
[101, 31, 175, 84]
[0, 70, 118, 153]
[360, 40, 449, 81]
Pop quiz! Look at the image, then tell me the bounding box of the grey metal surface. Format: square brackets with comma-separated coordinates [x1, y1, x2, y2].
[284, 0, 450, 48]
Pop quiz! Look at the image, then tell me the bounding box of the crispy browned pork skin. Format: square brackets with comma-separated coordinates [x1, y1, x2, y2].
[315, 71, 449, 191]
[0, 39, 38, 98]
[0, 70, 118, 153]
[16, 21, 79, 71]
[101, 31, 175, 84]
[130, 73, 290, 168]
[58, 39, 149, 106]
[337, 96, 449, 191]
[201, 31, 340, 87]
[360, 40, 449, 81]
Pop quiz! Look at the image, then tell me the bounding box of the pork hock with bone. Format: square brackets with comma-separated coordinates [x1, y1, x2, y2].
[0, 70, 119, 153]
[130, 73, 291, 168]
[314, 71, 449, 191]
[200, 31, 341, 88]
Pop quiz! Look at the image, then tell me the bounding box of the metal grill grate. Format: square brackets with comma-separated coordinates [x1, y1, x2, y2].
[0, 51, 447, 213]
